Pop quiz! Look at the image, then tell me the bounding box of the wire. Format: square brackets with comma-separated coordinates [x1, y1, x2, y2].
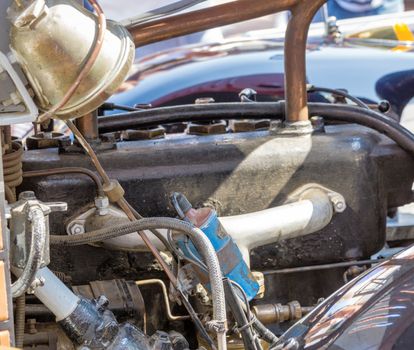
[37, 0, 106, 123]
[307, 85, 370, 109]
[167, 230, 208, 272]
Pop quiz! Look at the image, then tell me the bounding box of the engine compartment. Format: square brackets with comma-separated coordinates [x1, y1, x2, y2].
[0, 0, 414, 349]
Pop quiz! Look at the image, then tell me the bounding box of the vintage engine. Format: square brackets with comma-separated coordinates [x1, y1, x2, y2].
[0, 0, 413, 350]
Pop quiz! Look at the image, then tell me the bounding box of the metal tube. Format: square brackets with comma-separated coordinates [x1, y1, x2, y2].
[23, 167, 104, 197]
[219, 187, 336, 265]
[135, 279, 189, 321]
[284, 0, 327, 122]
[263, 259, 384, 275]
[75, 112, 99, 140]
[126, 0, 298, 47]
[126, 0, 327, 125]
[29, 268, 80, 321]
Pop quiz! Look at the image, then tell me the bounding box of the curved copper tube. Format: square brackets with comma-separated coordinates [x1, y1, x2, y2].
[126, 0, 298, 47]
[126, 0, 327, 123]
[285, 0, 327, 122]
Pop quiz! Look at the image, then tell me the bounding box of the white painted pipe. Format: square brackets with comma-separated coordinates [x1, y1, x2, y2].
[219, 189, 334, 264]
[98, 188, 335, 267]
[31, 267, 80, 321]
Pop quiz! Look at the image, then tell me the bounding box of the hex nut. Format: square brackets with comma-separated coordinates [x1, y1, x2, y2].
[330, 195, 346, 213]
[68, 222, 85, 235]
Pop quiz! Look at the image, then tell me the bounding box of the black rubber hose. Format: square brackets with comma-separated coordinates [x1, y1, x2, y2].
[253, 318, 279, 345]
[98, 102, 414, 157]
[310, 103, 414, 156]
[223, 278, 258, 350]
[98, 102, 284, 133]
[307, 86, 369, 109]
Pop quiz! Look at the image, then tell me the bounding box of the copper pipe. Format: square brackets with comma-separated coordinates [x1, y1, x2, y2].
[76, 111, 99, 140]
[127, 0, 298, 47]
[128, 0, 326, 124]
[37, 0, 106, 123]
[285, 0, 327, 122]
[23, 167, 104, 197]
[66, 120, 111, 185]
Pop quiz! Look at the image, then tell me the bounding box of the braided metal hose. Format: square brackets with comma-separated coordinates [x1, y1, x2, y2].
[11, 206, 46, 298]
[51, 217, 227, 349]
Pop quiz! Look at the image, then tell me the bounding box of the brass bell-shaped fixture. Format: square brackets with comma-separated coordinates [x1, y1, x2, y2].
[8, 0, 135, 120]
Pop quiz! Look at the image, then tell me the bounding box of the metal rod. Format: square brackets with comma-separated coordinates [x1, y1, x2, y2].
[263, 259, 385, 275]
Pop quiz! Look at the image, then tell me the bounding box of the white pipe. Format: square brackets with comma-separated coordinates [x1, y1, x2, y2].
[219, 189, 334, 264]
[98, 188, 336, 267]
[31, 267, 79, 321]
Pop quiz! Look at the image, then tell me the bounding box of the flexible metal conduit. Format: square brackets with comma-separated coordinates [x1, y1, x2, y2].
[11, 205, 46, 297]
[52, 217, 227, 349]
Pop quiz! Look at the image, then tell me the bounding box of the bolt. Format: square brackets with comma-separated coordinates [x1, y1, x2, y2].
[95, 196, 109, 216]
[28, 277, 45, 293]
[330, 195, 346, 213]
[239, 88, 257, 102]
[310, 116, 325, 132]
[18, 191, 36, 201]
[69, 222, 85, 235]
[195, 97, 215, 104]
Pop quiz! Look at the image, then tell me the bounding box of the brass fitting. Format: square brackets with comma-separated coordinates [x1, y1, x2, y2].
[252, 301, 314, 325]
[103, 180, 125, 203]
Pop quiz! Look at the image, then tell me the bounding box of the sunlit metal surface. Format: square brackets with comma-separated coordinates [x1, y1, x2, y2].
[275, 244, 414, 349]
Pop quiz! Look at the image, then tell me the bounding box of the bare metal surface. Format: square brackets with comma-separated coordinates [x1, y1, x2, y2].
[9, 0, 135, 120]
